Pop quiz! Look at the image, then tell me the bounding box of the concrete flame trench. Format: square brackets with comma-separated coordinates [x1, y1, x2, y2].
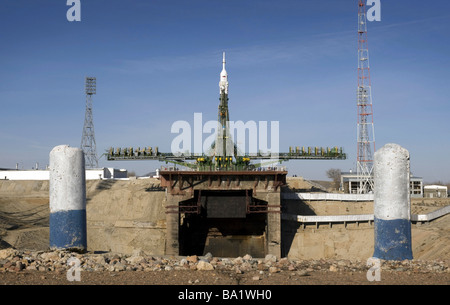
[160, 170, 286, 257]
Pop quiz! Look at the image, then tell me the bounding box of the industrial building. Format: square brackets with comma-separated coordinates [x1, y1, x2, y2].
[423, 185, 448, 198]
[340, 171, 423, 198]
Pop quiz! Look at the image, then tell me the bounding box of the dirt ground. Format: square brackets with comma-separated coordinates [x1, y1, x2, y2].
[0, 268, 449, 285]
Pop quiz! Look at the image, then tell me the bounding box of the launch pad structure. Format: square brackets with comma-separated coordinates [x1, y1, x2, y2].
[107, 53, 345, 168]
[107, 53, 346, 257]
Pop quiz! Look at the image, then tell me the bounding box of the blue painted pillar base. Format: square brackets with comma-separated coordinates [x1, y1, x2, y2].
[49, 210, 87, 251]
[373, 217, 413, 260]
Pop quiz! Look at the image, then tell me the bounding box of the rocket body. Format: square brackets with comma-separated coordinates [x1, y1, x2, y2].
[216, 52, 232, 159]
[219, 52, 228, 94]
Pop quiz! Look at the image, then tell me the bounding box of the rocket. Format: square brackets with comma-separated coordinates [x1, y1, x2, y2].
[216, 51, 232, 159]
[219, 52, 228, 94]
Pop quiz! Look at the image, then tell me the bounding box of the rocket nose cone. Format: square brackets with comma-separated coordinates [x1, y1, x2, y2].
[219, 52, 228, 91]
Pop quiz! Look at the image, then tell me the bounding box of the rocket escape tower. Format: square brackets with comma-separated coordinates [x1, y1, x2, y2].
[81, 76, 98, 169]
[357, 0, 376, 193]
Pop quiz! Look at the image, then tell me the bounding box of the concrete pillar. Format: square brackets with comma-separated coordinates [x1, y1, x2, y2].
[164, 194, 180, 255]
[265, 192, 281, 258]
[373, 143, 413, 260]
[49, 145, 87, 251]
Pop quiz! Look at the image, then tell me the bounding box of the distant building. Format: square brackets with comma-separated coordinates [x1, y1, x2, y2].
[410, 178, 423, 198]
[340, 171, 423, 198]
[0, 167, 127, 181]
[423, 185, 448, 198]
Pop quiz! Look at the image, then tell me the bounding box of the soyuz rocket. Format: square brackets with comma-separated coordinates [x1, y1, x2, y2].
[218, 52, 229, 127]
[216, 52, 233, 159]
[219, 52, 228, 95]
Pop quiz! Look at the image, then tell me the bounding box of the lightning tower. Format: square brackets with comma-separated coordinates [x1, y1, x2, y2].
[356, 1, 375, 193]
[81, 76, 98, 168]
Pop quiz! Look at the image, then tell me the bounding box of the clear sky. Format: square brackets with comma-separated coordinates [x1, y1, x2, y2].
[1, 0, 449, 182]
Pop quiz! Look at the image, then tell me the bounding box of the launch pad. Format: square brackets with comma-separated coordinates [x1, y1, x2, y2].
[161, 169, 286, 257]
[106, 52, 346, 257]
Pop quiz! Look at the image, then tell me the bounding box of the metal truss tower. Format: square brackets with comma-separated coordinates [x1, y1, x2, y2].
[81, 76, 98, 168]
[357, 0, 375, 193]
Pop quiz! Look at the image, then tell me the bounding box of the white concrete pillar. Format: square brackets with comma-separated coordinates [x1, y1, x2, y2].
[373, 143, 413, 260]
[49, 145, 87, 251]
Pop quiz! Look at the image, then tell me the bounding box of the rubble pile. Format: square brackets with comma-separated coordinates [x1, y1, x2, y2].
[0, 248, 448, 275]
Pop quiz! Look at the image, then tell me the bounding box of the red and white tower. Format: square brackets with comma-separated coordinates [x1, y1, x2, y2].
[356, 0, 375, 193]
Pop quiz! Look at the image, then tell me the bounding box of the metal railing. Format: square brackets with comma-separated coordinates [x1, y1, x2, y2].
[158, 165, 288, 172]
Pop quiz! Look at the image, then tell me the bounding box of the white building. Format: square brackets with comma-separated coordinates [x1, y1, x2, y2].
[423, 185, 448, 198]
[340, 172, 423, 198]
[0, 168, 127, 181]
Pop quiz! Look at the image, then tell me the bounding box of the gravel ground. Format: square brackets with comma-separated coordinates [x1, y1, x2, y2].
[0, 248, 448, 285]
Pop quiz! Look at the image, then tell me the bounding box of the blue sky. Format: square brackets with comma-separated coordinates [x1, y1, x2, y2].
[1, 0, 449, 182]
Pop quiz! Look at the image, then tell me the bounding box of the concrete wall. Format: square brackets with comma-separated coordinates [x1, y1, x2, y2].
[282, 192, 374, 202]
[85, 179, 166, 254]
[2, 178, 448, 259]
[0, 178, 167, 255]
[285, 225, 374, 260]
[281, 194, 374, 259]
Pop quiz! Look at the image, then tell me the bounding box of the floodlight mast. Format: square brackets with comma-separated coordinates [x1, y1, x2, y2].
[81, 77, 98, 168]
